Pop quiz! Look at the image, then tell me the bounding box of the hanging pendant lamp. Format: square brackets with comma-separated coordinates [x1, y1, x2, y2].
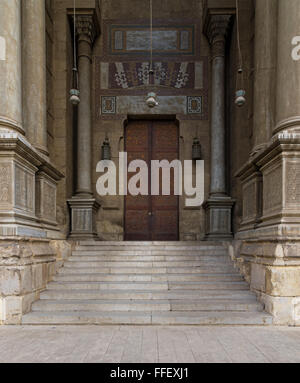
[234, 0, 246, 107]
[69, 0, 80, 105]
[146, 0, 159, 108]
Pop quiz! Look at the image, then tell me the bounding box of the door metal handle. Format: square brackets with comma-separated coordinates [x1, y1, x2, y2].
[148, 212, 152, 216]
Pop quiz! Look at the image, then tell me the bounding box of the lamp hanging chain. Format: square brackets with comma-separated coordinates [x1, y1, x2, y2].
[235, 0, 244, 90]
[150, 0, 153, 74]
[73, 0, 78, 88]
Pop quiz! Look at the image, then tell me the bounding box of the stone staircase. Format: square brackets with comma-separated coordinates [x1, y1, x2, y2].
[22, 241, 272, 325]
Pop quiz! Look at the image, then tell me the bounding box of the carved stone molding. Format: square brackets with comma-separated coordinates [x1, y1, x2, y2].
[205, 15, 232, 44]
[236, 134, 300, 240]
[0, 132, 64, 238]
[75, 15, 98, 46]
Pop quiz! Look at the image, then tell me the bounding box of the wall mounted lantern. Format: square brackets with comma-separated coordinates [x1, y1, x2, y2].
[192, 137, 202, 160]
[101, 136, 111, 160]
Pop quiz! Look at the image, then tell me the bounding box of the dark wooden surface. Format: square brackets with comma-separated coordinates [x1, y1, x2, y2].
[125, 120, 179, 241]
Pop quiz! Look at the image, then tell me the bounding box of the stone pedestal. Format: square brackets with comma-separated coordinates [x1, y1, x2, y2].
[203, 197, 235, 240]
[0, 133, 63, 238]
[236, 134, 300, 325]
[68, 198, 100, 239]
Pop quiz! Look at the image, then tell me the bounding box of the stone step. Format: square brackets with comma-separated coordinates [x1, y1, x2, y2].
[47, 281, 248, 291]
[40, 288, 258, 300]
[77, 241, 227, 247]
[60, 265, 237, 275]
[72, 250, 227, 257]
[70, 254, 228, 261]
[31, 299, 263, 312]
[63, 261, 232, 268]
[53, 273, 243, 282]
[22, 310, 272, 325]
[75, 246, 227, 252]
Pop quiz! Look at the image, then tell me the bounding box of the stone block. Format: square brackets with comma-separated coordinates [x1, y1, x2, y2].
[22, 292, 39, 315]
[251, 263, 266, 292]
[50, 240, 72, 261]
[259, 293, 295, 325]
[0, 267, 21, 295]
[20, 266, 33, 294]
[266, 266, 300, 296]
[32, 264, 44, 291]
[0, 296, 22, 324]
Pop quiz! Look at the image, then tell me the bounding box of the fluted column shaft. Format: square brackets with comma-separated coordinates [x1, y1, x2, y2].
[22, 0, 48, 155]
[274, 0, 300, 134]
[0, 0, 23, 134]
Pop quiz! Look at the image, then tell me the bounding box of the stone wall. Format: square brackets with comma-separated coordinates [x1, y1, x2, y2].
[0, 238, 71, 324]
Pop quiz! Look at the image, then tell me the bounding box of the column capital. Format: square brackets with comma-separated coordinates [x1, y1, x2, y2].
[75, 15, 96, 45]
[70, 9, 100, 46]
[205, 14, 232, 46]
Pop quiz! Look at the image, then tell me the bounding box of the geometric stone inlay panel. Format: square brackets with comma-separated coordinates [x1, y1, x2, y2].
[243, 181, 256, 221]
[187, 96, 202, 114]
[43, 181, 56, 220]
[108, 62, 195, 89]
[15, 165, 34, 212]
[0, 163, 12, 204]
[72, 209, 92, 232]
[210, 208, 231, 233]
[101, 96, 116, 115]
[263, 166, 282, 212]
[286, 162, 300, 205]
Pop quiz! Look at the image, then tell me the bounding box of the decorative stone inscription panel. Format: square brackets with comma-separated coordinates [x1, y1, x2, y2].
[15, 164, 34, 213]
[96, 20, 208, 120]
[0, 163, 12, 204]
[285, 161, 300, 205]
[110, 26, 194, 55]
[263, 165, 282, 214]
[43, 181, 56, 221]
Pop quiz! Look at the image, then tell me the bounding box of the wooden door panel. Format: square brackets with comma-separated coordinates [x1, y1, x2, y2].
[152, 210, 179, 241]
[151, 121, 179, 241]
[125, 121, 151, 240]
[125, 120, 179, 241]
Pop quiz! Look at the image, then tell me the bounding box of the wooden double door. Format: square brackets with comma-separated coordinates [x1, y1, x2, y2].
[125, 120, 179, 241]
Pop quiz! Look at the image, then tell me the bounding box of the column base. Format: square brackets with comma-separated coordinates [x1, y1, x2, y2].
[203, 196, 235, 241]
[68, 197, 100, 240]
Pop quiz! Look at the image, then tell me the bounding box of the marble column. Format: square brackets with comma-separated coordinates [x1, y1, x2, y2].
[68, 15, 100, 239]
[274, 0, 300, 135]
[252, 0, 277, 155]
[203, 15, 235, 240]
[76, 17, 94, 197]
[22, 0, 48, 155]
[0, 0, 23, 134]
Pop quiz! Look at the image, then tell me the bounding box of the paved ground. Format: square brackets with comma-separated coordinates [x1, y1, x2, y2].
[0, 325, 300, 363]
